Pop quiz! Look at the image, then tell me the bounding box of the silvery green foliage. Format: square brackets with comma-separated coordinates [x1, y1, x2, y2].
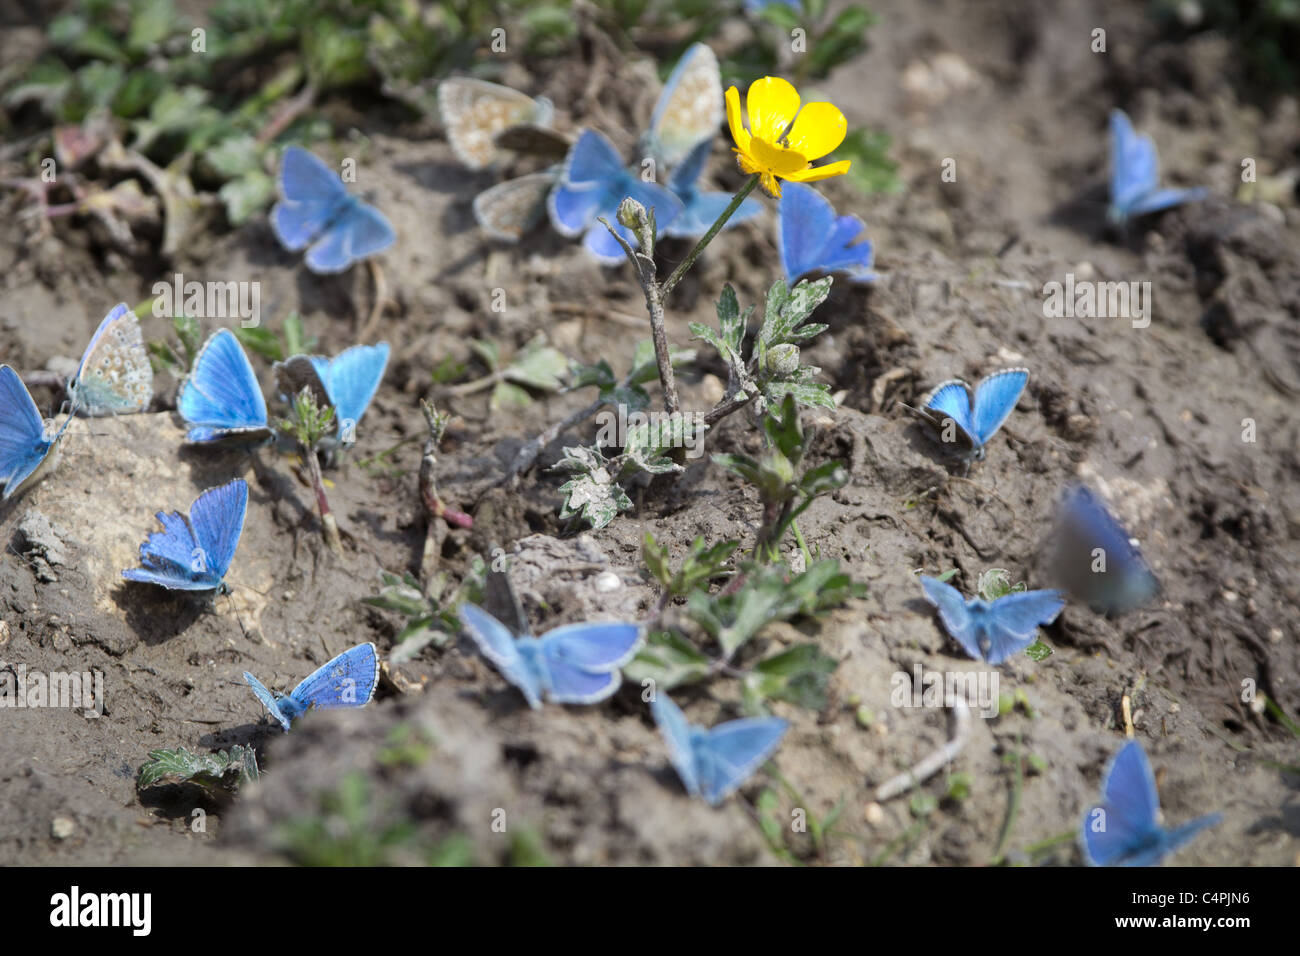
[553, 445, 633, 530]
[138, 745, 260, 795]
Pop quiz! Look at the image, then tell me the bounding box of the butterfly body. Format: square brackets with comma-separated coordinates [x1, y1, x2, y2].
[778, 181, 875, 285]
[271, 146, 395, 274]
[651, 693, 788, 806]
[1108, 109, 1208, 225]
[1081, 739, 1221, 866]
[0, 365, 71, 500]
[177, 329, 271, 445]
[1050, 484, 1160, 616]
[122, 478, 248, 592]
[900, 367, 1028, 462]
[244, 642, 380, 731]
[920, 575, 1064, 664]
[458, 602, 643, 708]
[69, 303, 153, 416]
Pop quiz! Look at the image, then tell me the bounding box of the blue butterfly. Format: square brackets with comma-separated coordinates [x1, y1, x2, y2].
[919, 574, 1064, 664]
[69, 302, 153, 416]
[778, 181, 875, 285]
[548, 128, 686, 265]
[275, 342, 389, 448]
[643, 43, 725, 169]
[663, 138, 763, 239]
[1108, 109, 1208, 225]
[121, 478, 248, 593]
[457, 602, 644, 709]
[651, 693, 789, 806]
[0, 365, 71, 501]
[1050, 484, 1161, 616]
[271, 146, 396, 274]
[900, 367, 1028, 462]
[1081, 739, 1221, 866]
[178, 329, 272, 445]
[244, 642, 380, 732]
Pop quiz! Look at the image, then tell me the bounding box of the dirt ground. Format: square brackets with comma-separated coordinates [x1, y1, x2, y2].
[1, 0, 1297, 866]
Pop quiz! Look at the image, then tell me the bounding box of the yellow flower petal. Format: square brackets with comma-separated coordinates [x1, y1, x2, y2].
[747, 76, 800, 143]
[783, 159, 852, 183]
[725, 86, 751, 152]
[748, 136, 809, 176]
[784, 102, 847, 160]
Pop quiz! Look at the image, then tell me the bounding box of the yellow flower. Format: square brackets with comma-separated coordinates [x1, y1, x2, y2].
[725, 77, 850, 197]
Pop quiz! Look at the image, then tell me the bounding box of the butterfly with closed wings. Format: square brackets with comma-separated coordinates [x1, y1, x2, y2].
[1047, 483, 1161, 617]
[177, 329, 272, 445]
[0, 365, 72, 501]
[68, 302, 153, 416]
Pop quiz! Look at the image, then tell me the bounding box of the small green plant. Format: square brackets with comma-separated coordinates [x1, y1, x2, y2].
[274, 771, 417, 867]
[363, 562, 483, 664]
[448, 336, 570, 412]
[278, 386, 340, 553]
[138, 744, 259, 797]
[146, 313, 203, 373]
[233, 311, 311, 363]
[713, 394, 848, 561]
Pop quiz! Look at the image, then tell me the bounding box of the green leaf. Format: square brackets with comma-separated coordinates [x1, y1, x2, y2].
[569, 359, 615, 391]
[234, 325, 283, 363]
[746, 643, 839, 710]
[504, 338, 569, 392]
[138, 745, 259, 793]
[127, 0, 178, 55]
[833, 128, 901, 196]
[1024, 639, 1054, 662]
[624, 630, 712, 691]
[490, 381, 532, 411]
[552, 445, 633, 530]
[219, 170, 273, 225]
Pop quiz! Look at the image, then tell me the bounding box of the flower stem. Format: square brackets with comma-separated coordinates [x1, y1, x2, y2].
[660, 174, 759, 298]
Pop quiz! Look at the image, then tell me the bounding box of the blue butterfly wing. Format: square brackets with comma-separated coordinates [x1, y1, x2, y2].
[177, 329, 269, 442]
[291, 642, 380, 712]
[304, 199, 396, 274]
[646, 43, 723, 167]
[186, 478, 247, 586]
[72, 303, 153, 416]
[271, 146, 350, 252]
[122, 506, 217, 590]
[817, 214, 875, 280]
[650, 694, 702, 799]
[539, 622, 644, 671]
[0, 365, 58, 500]
[667, 137, 711, 196]
[778, 182, 836, 284]
[541, 659, 621, 705]
[243, 672, 292, 731]
[667, 191, 762, 239]
[458, 603, 543, 709]
[1109, 110, 1160, 217]
[970, 367, 1028, 448]
[696, 716, 789, 806]
[1055, 484, 1161, 615]
[1126, 186, 1209, 218]
[549, 183, 605, 237]
[981, 588, 1065, 664]
[561, 129, 627, 188]
[1155, 812, 1222, 861]
[920, 575, 984, 661]
[583, 220, 632, 265]
[923, 380, 978, 447]
[581, 177, 685, 264]
[313, 343, 389, 440]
